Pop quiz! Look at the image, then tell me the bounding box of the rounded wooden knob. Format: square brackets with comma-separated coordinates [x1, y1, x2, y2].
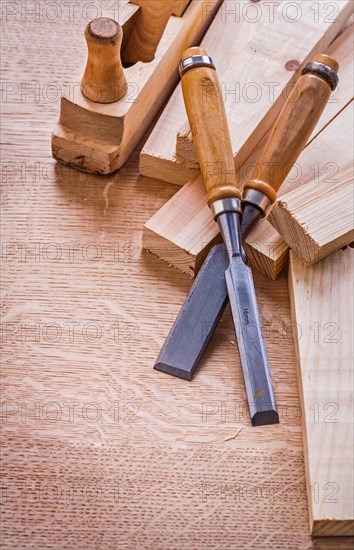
[81, 18, 127, 104]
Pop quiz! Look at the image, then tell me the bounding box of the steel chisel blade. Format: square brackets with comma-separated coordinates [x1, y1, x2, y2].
[225, 257, 278, 426]
[154, 244, 228, 380]
[154, 204, 268, 380]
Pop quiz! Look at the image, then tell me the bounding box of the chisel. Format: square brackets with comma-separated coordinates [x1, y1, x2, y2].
[154, 48, 339, 425]
[175, 45, 278, 426]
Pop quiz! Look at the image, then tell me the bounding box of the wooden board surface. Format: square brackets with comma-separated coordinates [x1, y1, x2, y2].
[289, 248, 354, 536]
[269, 102, 354, 263]
[1, 4, 354, 549]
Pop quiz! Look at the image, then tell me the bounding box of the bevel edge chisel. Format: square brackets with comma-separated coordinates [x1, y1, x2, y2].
[180, 47, 278, 426]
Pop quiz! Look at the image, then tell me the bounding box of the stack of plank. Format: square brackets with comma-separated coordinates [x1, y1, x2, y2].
[140, 0, 354, 537]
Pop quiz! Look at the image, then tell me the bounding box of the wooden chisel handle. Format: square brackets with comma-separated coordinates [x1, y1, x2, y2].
[243, 54, 339, 208]
[180, 47, 242, 208]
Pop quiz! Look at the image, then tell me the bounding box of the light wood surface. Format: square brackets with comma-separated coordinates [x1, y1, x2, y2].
[269, 103, 354, 264]
[51, 0, 221, 174]
[2, 4, 354, 549]
[288, 248, 354, 536]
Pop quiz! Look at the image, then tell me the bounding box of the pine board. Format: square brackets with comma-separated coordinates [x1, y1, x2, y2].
[289, 248, 354, 536]
[269, 102, 354, 263]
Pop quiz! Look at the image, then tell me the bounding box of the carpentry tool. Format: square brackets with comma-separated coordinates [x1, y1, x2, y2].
[162, 45, 278, 427]
[241, 53, 339, 238]
[155, 49, 339, 426]
[51, 1, 221, 174]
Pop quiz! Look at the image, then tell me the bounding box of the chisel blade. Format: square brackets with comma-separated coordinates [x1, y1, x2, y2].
[154, 244, 228, 380]
[225, 256, 278, 426]
[217, 210, 278, 426]
[153, 218, 258, 381]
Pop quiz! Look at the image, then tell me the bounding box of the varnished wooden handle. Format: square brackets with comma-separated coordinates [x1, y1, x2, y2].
[81, 18, 127, 104]
[123, 0, 172, 65]
[244, 54, 339, 204]
[180, 47, 241, 207]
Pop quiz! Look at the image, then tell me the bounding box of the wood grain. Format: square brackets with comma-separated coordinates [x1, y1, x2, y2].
[289, 248, 354, 536]
[180, 47, 242, 206]
[269, 103, 354, 263]
[1, 2, 354, 548]
[81, 18, 128, 103]
[140, 0, 280, 185]
[242, 55, 336, 203]
[122, 0, 173, 64]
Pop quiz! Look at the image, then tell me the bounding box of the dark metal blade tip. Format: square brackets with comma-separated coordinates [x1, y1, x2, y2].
[251, 410, 280, 427]
[154, 362, 193, 381]
[240, 204, 262, 240]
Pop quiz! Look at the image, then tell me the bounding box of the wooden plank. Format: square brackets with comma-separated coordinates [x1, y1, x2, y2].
[139, 81, 198, 185]
[143, 162, 289, 279]
[142, 26, 354, 278]
[269, 103, 354, 264]
[51, 0, 222, 174]
[140, 4, 354, 185]
[288, 248, 354, 536]
[140, 0, 280, 184]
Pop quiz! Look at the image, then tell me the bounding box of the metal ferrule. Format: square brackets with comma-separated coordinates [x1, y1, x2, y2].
[211, 197, 242, 220]
[242, 189, 271, 217]
[301, 61, 339, 91]
[179, 55, 215, 77]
